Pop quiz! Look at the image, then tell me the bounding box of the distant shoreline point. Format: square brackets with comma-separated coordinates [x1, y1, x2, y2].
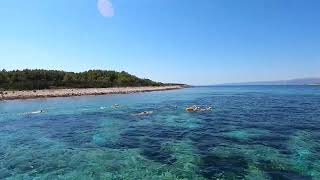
[0, 86, 185, 101]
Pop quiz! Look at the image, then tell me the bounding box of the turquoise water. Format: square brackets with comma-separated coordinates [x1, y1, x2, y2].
[0, 86, 320, 179]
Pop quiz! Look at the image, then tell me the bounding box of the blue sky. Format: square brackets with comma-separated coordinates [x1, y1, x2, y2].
[0, 0, 319, 85]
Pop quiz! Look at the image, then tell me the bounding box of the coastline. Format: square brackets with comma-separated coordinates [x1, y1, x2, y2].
[0, 85, 184, 101]
[307, 84, 320, 86]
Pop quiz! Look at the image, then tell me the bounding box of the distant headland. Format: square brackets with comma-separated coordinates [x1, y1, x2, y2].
[0, 69, 186, 100]
[220, 78, 320, 86]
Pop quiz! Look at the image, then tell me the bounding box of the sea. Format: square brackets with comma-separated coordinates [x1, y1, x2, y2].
[0, 86, 319, 179]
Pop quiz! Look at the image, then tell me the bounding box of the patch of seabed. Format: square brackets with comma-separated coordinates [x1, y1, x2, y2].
[153, 112, 202, 129]
[206, 138, 314, 179]
[1, 129, 207, 179]
[1, 137, 72, 179]
[223, 128, 271, 141]
[63, 146, 205, 179]
[161, 140, 205, 179]
[92, 117, 126, 147]
[286, 131, 320, 179]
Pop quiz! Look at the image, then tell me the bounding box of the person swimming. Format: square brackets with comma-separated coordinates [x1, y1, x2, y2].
[22, 109, 45, 115]
[186, 105, 212, 112]
[31, 110, 44, 114]
[133, 111, 153, 116]
[111, 104, 121, 108]
[100, 106, 107, 110]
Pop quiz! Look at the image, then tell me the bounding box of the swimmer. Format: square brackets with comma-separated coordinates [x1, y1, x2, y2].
[31, 110, 44, 114]
[133, 111, 153, 116]
[111, 104, 121, 108]
[186, 105, 212, 112]
[22, 109, 45, 115]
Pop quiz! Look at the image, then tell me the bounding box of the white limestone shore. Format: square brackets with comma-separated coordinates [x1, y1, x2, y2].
[0, 86, 184, 100]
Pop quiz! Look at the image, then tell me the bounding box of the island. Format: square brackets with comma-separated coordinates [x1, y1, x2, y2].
[0, 69, 186, 100]
[308, 83, 320, 86]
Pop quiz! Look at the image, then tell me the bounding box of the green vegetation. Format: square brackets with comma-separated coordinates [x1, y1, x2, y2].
[0, 69, 165, 90]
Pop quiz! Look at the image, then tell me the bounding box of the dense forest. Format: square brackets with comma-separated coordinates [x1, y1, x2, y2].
[0, 69, 165, 90]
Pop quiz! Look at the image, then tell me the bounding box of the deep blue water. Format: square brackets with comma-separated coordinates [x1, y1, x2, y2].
[0, 86, 320, 179]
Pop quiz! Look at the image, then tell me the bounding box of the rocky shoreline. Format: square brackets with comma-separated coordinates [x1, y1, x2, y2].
[0, 86, 184, 100]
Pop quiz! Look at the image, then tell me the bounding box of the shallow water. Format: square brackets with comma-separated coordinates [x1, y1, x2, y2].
[0, 86, 320, 179]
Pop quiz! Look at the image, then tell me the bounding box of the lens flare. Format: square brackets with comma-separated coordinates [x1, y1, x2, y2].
[97, 0, 114, 17]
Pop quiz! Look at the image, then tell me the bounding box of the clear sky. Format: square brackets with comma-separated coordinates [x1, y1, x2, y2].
[0, 0, 319, 85]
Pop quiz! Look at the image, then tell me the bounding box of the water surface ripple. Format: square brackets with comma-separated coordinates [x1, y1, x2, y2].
[0, 86, 319, 179]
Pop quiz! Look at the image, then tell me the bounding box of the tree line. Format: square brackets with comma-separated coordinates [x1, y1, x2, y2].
[0, 69, 164, 90]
